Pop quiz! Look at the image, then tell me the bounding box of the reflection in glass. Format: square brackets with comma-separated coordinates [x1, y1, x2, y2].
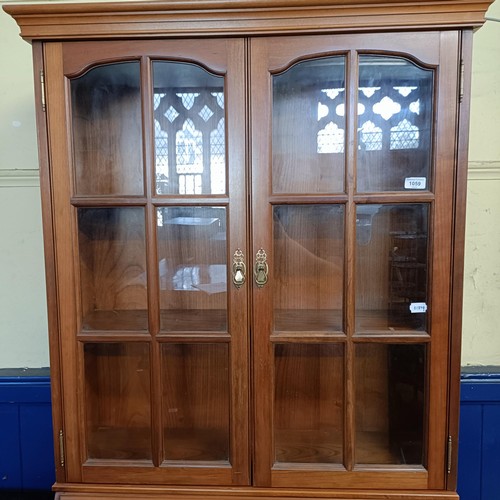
[355, 343, 426, 465]
[357, 56, 434, 192]
[272, 56, 345, 193]
[162, 344, 230, 462]
[273, 205, 344, 332]
[71, 62, 144, 196]
[153, 62, 225, 195]
[157, 206, 227, 332]
[355, 204, 429, 333]
[78, 208, 147, 331]
[84, 343, 151, 460]
[274, 344, 344, 464]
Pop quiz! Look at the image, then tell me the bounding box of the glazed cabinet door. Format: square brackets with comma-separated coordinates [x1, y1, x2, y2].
[43, 39, 249, 486]
[251, 32, 460, 490]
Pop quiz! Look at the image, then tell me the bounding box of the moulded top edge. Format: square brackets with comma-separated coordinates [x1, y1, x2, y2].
[3, 0, 494, 41]
[2, 0, 495, 14]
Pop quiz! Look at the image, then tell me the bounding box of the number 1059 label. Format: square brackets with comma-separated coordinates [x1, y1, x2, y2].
[404, 177, 427, 190]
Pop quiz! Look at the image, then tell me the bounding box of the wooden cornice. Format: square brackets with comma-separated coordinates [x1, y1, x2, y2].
[3, 0, 495, 41]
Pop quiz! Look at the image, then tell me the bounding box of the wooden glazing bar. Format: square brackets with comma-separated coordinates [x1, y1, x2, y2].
[141, 55, 163, 468]
[344, 48, 358, 473]
[353, 193, 435, 204]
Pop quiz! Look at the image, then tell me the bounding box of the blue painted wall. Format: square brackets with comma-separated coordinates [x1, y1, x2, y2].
[458, 369, 500, 500]
[0, 371, 54, 491]
[0, 369, 499, 496]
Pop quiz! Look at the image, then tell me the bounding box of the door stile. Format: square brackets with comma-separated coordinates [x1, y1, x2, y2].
[226, 38, 251, 485]
[34, 39, 67, 484]
[249, 37, 274, 487]
[344, 49, 358, 473]
[244, 36, 255, 488]
[141, 54, 163, 468]
[426, 30, 461, 489]
[43, 41, 82, 482]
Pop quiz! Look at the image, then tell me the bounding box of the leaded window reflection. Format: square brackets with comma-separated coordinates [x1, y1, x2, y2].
[390, 118, 419, 150]
[272, 56, 346, 194]
[359, 121, 383, 151]
[357, 56, 434, 192]
[316, 87, 346, 154]
[284, 68, 429, 165]
[314, 81, 426, 155]
[153, 62, 226, 195]
[358, 86, 423, 151]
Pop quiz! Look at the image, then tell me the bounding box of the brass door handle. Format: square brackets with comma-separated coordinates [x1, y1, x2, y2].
[254, 248, 268, 288]
[232, 249, 246, 289]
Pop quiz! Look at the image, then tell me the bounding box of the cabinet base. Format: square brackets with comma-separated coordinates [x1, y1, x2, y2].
[53, 484, 459, 500]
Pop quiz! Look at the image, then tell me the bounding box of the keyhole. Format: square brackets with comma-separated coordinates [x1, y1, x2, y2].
[235, 269, 244, 283]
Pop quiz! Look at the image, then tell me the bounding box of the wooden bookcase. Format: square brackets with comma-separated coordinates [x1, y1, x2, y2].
[4, 1, 493, 499]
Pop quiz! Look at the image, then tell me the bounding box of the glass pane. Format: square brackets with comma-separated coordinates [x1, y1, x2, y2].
[153, 62, 226, 195]
[78, 208, 147, 331]
[272, 56, 345, 194]
[273, 205, 344, 332]
[274, 344, 344, 464]
[84, 343, 151, 460]
[356, 204, 429, 333]
[71, 62, 144, 196]
[355, 343, 426, 465]
[162, 344, 230, 462]
[357, 56, 433, 192]
[157, 206, 227, 332]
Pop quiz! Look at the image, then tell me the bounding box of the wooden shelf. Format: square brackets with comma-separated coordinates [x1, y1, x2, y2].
[86, 427, 230, 463]
[82, 310, 149, 332]
[163, 429, 229, 462]
[274, 309, 343, 334]
[272, 309, 428, 337]
[275, 429, 343, 465]
[274, 430, 419, 466]
[160, 309, 227, 333]
[81, 309, 228, 334]
[86, 427, 152, 461]
[355, 310, 427, 336]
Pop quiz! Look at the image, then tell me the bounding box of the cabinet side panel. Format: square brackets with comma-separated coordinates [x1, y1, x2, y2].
[447, 29, 473, 491]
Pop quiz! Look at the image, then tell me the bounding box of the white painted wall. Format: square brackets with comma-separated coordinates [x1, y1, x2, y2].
[0, 0, 499, 367]
[0, 3, 48, 368]
[462, 0, 500, 366]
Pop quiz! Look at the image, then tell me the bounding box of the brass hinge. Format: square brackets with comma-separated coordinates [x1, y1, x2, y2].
[459, 60, 465, 103]
[40, 70, 46, 112]
[59, 429, 65, 467]
[447, 435, 453, 474]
